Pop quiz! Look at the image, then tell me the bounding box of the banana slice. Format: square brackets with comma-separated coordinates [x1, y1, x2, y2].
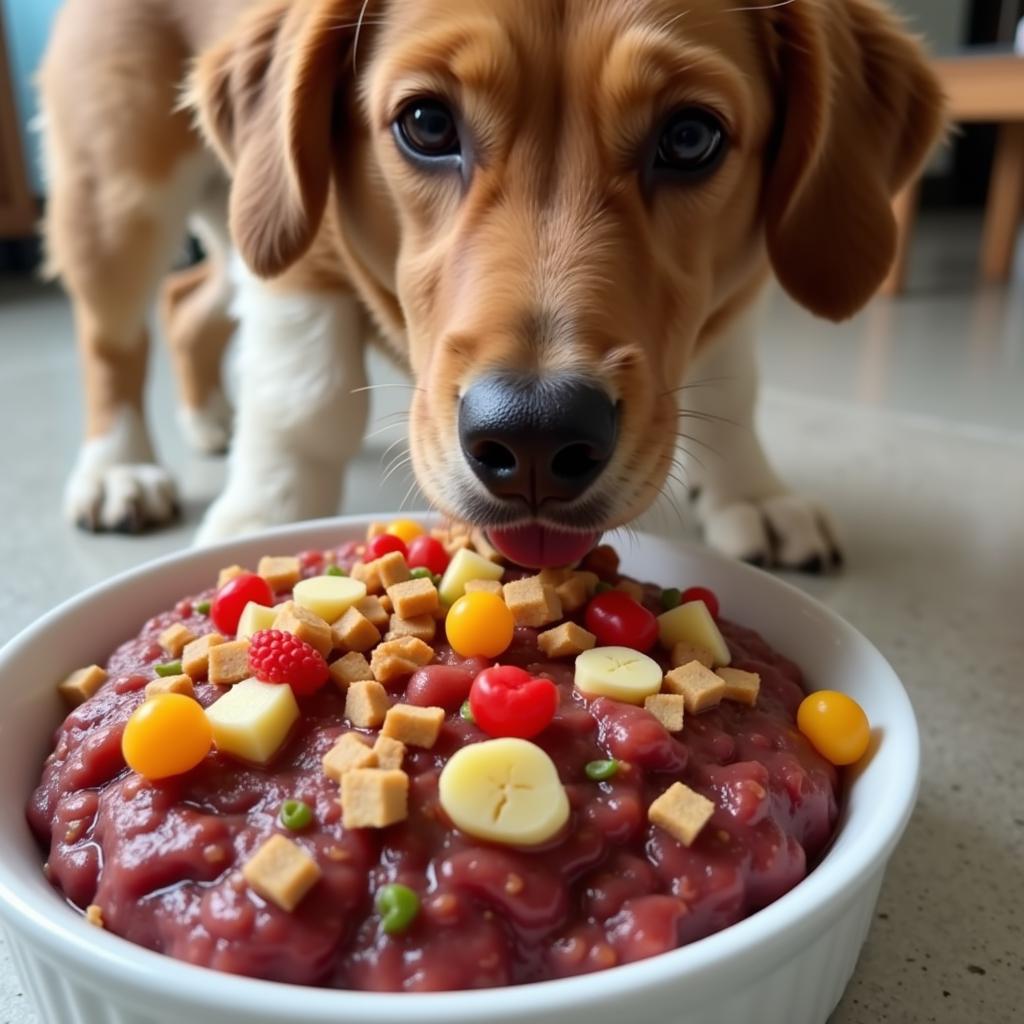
[439, 738, 569, 846]
[292, 575, 367, 622]
[574, 645, 663, 704]
[656, 601, 731, 667]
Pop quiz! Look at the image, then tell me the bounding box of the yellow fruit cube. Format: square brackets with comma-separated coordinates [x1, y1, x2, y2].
[656, 600, 731, 667]
[292, 575, 367, 623]
[205, 677, 299, 765]
[438, 548, 504, 605]
[237, 601, 279, 641]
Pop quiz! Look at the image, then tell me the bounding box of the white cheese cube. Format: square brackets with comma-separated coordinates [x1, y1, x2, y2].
[656, 600, 731, 667]
[236, 601, 278, 641]
[438, 548, 504, 605]
[205, 677, 299, 765]
[292, 575, 367, 622]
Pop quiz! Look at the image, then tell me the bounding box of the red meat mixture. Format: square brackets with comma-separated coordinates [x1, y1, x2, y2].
[29, 535, 838, 991]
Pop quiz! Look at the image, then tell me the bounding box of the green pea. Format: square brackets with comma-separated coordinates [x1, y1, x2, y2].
[585, 759, 620, 781]
[375, 883, 420, 935]
[409, 567, 433, 580]
[155, 661, 183, 678]
[660, 588, 682, 612]
[194, 600, 211, 615]
[594, 581, 614, 594]
[279, 799, 314, 831]
[326, 564, 346, 577]
[459, 700, 475, 724]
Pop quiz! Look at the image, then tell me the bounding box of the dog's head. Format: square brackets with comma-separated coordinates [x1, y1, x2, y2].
[193, 0, 943, 565]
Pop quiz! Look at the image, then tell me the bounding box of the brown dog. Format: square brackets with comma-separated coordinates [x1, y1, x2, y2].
[40, 0, 944, 568]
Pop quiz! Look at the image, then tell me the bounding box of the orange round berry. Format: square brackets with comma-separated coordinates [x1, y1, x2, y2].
[797, 690, 870, 766]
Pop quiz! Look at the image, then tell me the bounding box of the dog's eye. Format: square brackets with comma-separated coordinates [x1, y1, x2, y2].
[395, 99, 461, 160]
[654, 108, 726, 176]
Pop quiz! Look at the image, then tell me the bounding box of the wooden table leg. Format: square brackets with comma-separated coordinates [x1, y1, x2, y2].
[981, 122, 1024, 283]
[879, 180, 920, 296]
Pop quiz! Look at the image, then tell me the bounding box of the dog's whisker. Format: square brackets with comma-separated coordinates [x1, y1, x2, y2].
[380, 455, 414, 487]
[351, 0, 374, 75]
[659, 375, 738, 396]
[670, 430, 723, 458]
[378, 436, 409, 466]
[350, 383, 424, 394]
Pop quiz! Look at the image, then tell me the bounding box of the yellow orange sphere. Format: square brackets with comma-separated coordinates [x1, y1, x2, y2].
[386, 519, 425, 544]
[122, 694, 213, 780]
[445, 592, 515, 659]
[796, 690, 870, 766]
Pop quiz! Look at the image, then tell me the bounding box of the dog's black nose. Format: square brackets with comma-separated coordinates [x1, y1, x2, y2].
[458, 374, 618, 505]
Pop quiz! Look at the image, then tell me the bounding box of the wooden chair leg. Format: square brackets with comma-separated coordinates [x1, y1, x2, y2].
[981, 122, 1024, 283]
[880, 180, 920, 296]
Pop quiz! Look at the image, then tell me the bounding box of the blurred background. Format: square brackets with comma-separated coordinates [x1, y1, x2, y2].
[0, 2, 1021, 1023]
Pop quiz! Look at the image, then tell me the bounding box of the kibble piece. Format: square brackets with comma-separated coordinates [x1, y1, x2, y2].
[272, 601, 333, 657]
[322, 732, 377, 782]
[537, 621, 596, 658]
[717, 667, 761, 706]
[464, 579, 502, 596]
[539, 568, 572, 587]
[379, 594, 394, 615]
[370, 637, 435, 684]
[503, 576, 563, 628]
[353, 595, 389, 631]
[373, 734, 406, 770]
[159, 623, 196, 658]
[385, 614, 436, 643]
[663, 661, 726, 713]
[345, 680, 391, 727]
[145, 675, 195, 700]
[386, 577, 439, 619]
[217, 564, 246, 588]
[350, 560, 383, 594]
[341, 768, 409, 828]
[208, 639, 252, 686]
[332, 606, 381, 653]
[57, 665, 107, 707]
[328, 651, 374, 689]
[644, 693, 685, 732]
[671, 641, 715, 670]
[85, 904, 104, 928]
[257, 555, 302, 593]
[242, 834, 321, 912]
[367, 521, 388, 539]
[648, 782, 715, 846]
[374, 551, 411, 589]
[554, 576, 590, 614]
[182, 633, 226, 680]
[469, 528, 503, 563]
[615, 579, 645, 603]
[382, 704, 445, 749]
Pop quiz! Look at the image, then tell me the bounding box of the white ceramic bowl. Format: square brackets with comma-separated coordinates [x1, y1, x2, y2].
[0, 516, 918, 1024]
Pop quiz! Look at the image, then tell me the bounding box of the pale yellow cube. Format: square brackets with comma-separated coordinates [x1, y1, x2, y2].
[657, 601, 731, 667]
[217, 564, 246, 589]
[237, 601, 278, 641]
[438, 548, 504, 605]
[292, 575, 367, 623]
[206, 677, 299, 764]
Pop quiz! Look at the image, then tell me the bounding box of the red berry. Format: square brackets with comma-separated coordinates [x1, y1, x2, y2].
[469, 666, 558, 739]
[584, 590, 658, 652]
[405, 535, 450, 576]
[680, 586, 719, 619]
[366, 534, 407, 561]
[299, 549, 324, 570]
[211, 572, 274, 635]
[248, 629, 329, 696]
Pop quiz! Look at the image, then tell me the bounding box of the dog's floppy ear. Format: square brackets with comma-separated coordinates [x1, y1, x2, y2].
[763, 0, 945, 321]
[190, 0, 359, 278]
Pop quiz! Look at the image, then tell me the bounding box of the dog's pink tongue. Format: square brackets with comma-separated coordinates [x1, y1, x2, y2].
[487, 525, 600, 569]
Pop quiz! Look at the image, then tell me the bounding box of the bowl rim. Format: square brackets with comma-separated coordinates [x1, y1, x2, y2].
[0, 514, 920, 1020]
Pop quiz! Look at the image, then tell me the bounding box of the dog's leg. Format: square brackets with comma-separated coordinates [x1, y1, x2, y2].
[679, 302, 842, 572]
[160, 180, 236, 456]
[193, 268, 370, 545]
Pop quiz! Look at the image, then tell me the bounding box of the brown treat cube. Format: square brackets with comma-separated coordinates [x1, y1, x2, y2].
[366, 521, 388, 540]
[717, 667, 761, 706]
[57, 665, 107, 707]
[328, 651, 374, 689]
[554, 576, 590, 614]
[648, 782, 715, 846]
[345, 680, 391, 727]
[374, 551, 411, 589]
[382, 704, 445, 748]
[379, 594, 394, 614]
[182, 632, 225, 680]
[158, 623, 196, 658]
[580, 544, 620, 580]
[373, 734, 406, 770]
[370, 637, 434, 684]
[469, 528, 504, 563]
[353, 595, 389, 631]
[145, 675, 195, 700]
[208, 639, 252, 685]
[257, 555, 301, 593]
[537, 621, 596, 658]
[539, 567, 572, 587]
[464, 579, 503, 596]
[332, 606, 381, 653]
[503, 576, 562, 627]
[322, 732, 377, 781]
[387, 577, 439, 619]
[242, 834, 321, 912]
[615, 579, 645, 603]
[341, 768, 409, 829]
[385, 614, 436, 643]
[350, 560, 382, 595]
[663, 661, 726, 713]
[644, 693, 685, 732]
[217, 564, 246, 589]
[573, 571, 600, 594]
[272, 601, 333, 657]
[85, 904, 104, 928]
[670, 641, 715, 670]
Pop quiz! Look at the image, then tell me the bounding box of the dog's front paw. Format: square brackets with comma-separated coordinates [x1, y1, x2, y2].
[65, 461, 179, 533]
[178, 390, 233, 456]
[702, 494, 842, 573]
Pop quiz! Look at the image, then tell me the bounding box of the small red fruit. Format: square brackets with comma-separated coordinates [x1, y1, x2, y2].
[680, 586, 720, 619]
[405, 535, 450, 576]
[584, 590, 658, 652]
[366, 534, 408, 561]
[468, 666, 558, 739]
[248, 629, 329, 696]
[211, 572, 274, 635]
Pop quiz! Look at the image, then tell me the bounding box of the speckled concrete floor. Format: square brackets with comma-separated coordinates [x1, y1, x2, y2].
[0, 212, 1021, 1023]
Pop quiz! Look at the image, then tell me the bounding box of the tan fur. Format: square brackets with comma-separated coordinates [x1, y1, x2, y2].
[41, 0, 944, 533]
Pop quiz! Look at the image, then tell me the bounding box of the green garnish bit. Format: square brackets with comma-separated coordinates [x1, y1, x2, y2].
[459, 700, 475, 724]
[594, 581, 614, 594]
[279, 799, 314, 831]
[326, 564, 346, 577]
[432, 574, 443, 587]
[375, 883, 420, 936]
[409, 567, 433, 580]
[154, 661, 183, 678]
[195, 600, 211, 615]
[585, 759, 620, 782]
[660, 588, 682, 612]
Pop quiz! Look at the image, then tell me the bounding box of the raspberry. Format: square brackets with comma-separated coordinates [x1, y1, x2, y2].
[248, 630, 329, 696]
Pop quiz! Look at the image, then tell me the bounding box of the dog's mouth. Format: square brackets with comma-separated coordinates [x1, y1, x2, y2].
[484, 522, 602, 568]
